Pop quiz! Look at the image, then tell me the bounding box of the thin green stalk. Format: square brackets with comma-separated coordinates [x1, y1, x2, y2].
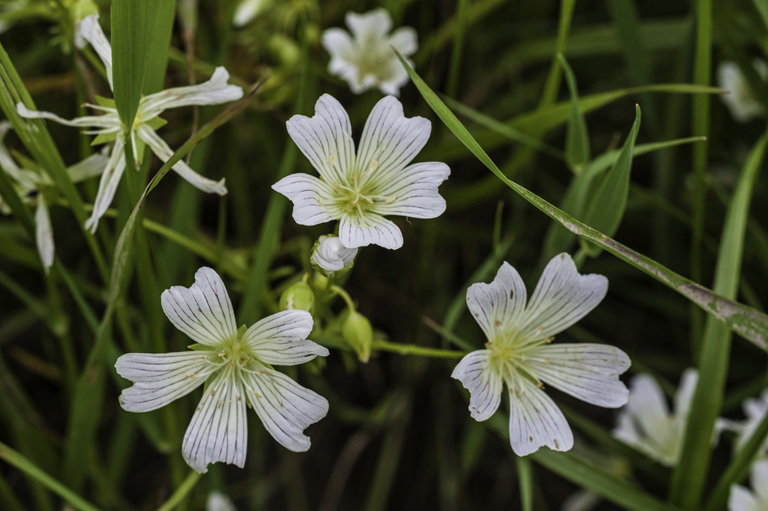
[689, 0, 712, 356]
[0, 441, 100, 511]
[446, 0, 468, 98]
[156, 471, 202, 511]
[670, 129, 768, 509]
[371, 340, 467, 359]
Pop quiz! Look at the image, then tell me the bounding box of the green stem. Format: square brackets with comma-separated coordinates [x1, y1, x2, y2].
[330, 285, 356, 312]
[0, 441, 100, 511]
[156, 471, 202, 511]
[371, 340, 467, 359]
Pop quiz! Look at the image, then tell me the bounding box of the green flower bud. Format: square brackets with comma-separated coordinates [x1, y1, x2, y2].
[279, 281, 315, 312]
[342, 311, 373, 363]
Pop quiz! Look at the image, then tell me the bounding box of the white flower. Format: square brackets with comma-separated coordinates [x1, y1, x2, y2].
[729, 459, 768, 511]
[718, 60, 767, 123]
[207, 491, 237, 511]
[17, 15, 243, 233]
[612, 369, 698, 466]
[115, 267, 330, 473]
[322, 8, 417, 96]
[272, 94, 449, 250]
[719, 388, 768, 455]
[452, 253, 630, 456]
[233, 0, 269, 27]
[0, 121, 106, 272]
[310, 235, 358, 274]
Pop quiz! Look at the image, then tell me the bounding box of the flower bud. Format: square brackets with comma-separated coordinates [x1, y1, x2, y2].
[311, 235, 357, 277]
[342, 310, 372, 363]
[279, 281, 315, 313]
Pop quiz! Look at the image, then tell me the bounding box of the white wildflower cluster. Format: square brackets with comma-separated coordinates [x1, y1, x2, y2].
[17, 15, 241, 233]
[14, 5, 765, 494]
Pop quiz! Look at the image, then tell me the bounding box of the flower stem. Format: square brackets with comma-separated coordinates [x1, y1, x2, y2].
[330, 285, 356, 312]
[0, 441, 101, 511]
[372, 340, 467, 359]
[156, 471, 202, 511]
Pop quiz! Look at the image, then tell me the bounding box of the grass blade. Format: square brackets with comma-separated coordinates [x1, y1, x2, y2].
[111, 0, 151, 129]
[558, 54, 591, 171]
[670, 128, 768, 508]
[0, 441, 100, 511]
[582, 104, 641, 240]
[396, 50, 768, 350]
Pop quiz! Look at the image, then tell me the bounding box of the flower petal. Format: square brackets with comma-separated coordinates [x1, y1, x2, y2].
[339, 212, 403, 249]
[66, 149, 110, 183]
[620, 374, 670, 439]
[241, 367, 328, 452]
[35, 199, 54, 272]
[752, 459, 768, 502]
[508, 376, 573, 456]
[17, 102, 120, 130]
[77, 15, 113, 89]
[451, 350, 502, 421]
[115, 351, 215, 412]
[161, 266, 237, 346]
[356, 96, 431, 190]
[84, 139, 125, 233]
[140, 67, 243, 119]
[345, 9, 392, 40]
[286, 94, 354, 186]
[525, 343, 630, 407]
[728, 485, 762, 511]
[322, 28, 355, 62]
[182, 368, 248, 473]
[466, 261, 527, 342]
[518, 253, 607, 341]
[272, 173, 338, 226]
[388, 27, 418, 56]
[311, 235, 358, 272]
[244, 310, 329, 366]
[138, 126, 227, 196]
[370, 162, 449, 219]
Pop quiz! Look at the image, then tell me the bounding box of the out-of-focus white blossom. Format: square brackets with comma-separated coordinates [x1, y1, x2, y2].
[322, 9, 417, 96]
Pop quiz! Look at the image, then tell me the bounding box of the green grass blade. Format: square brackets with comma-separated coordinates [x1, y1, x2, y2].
[558, 54, 591, 171]
[111, 0, 151, 129]
[143, 0, 176, 94]
[670, 128, 768, 509]
[517, 457, 533, 511]
[239, 22, 310, 324]
[704, 409, 768, 511]
[397, 50, 768, 350]
[688, 0, 713, 354]
[443, 97, 565, 160]
[0, 441, 101, 511]
[544, 136, 705, 257]
[532, 450, 680, 511]
[582, 104, 641, 239]
[425, 83, 723, 163]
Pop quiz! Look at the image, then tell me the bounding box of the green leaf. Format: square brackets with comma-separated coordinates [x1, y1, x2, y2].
[532, 450, 681, 511]
[558, 54, 591, 171]
[670, 128, 768, 509]
[543, 136, 705, 257]
[111, 0, 151, 130]
[395, 49, 768, 351]
[582, 104, 641, 239]
[424, 82, 723, 164]
[703, 408, 768, 511]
